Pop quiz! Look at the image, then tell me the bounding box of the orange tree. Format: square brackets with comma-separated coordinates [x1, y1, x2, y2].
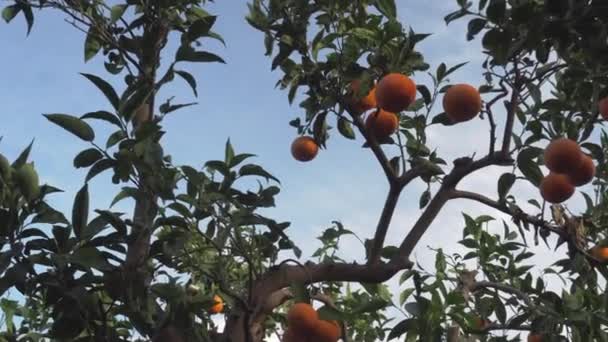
[2, 0, 608, 341]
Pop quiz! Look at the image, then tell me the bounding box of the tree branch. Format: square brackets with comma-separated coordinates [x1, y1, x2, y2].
[448, 190, 566, 238]
[394, 153, 513, 261]
[368, 184, 403, 264]
[501, 62, 522, 155]
[472, 281, 535, 309]
[350, 114, 397, 183]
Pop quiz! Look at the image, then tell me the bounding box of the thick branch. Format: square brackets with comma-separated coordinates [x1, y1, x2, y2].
[501, 64, 521, 154]
[395, 153, 513, 261]
[368, 184, 403, 264]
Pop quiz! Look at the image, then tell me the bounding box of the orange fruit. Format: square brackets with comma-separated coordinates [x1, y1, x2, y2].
[591, 246, 608, 261]
[567, 154, 595, 186]
[287, 303, 318, 333]
[291, 136, 319, 162]
[375, 73, 416, 113]
[528, 333, 544, 342]
[473, 317, 491, 330]
[543, 138, 583, 174]
[540, 173, 575, 203]
[283, 328, 310, 342]
[442, 84, 482, 123]
[348, 80, 377, 114]
[365, 109, 399, 140]
[599, 97, 608, 120]
[311, 320, 341, 342]
[209, 295, 224, 314]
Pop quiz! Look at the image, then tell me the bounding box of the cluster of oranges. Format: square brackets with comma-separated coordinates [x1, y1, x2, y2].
[283, 303, 341, 342]
[290, 73, 482, 162]
[539, 138, 595, 203]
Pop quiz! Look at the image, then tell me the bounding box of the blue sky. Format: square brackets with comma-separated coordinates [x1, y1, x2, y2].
[0, 0, 586, 339]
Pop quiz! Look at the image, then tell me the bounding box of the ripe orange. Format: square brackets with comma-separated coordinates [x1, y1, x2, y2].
[311, 320, 341, 342]
[348, 80, 377, 114]
[591, 246, 608, 261]
[365, 109, 399, 140]
[291, 136, 319, 162]
[375, 73, 416, 113]
[567, 154, 595, 186]
[543, 138, 583, 174]
[283, 328, 310, 342]
[473, 317, 491, 330]
[599, 97, 608, 120]
[287, 303, 318, 333]
[209, 295, 224, 314]
[442, 84, 482, 123]
[540, 173, 575, 203]
[528, 333, 544, 342]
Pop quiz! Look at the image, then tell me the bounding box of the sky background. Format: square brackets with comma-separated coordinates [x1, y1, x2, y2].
[0, 0, 592, 340]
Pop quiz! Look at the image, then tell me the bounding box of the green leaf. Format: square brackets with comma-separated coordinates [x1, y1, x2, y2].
[2, 5, 20, 23]
[110, 187, 138, 208]
[374, 0, 397, 19]
[106, 130, 127, 148]
[176, 45, 225, 63]
[419, 189, 431, 208]
[80, 73, 120, 110]
[417, 85, 432, 105]
[84, 27, 102, 62]
[230, 153, 256, 168]
[175, 70, 198, 97]
[497, 172, 516, 200]
[187, 16, 217, 41]
[337, 117, 356, 140]
[70, 247, 112, 271]
[110, 4, 128, 23]
[72, 183, 89, 240]
[44, 114, 95, 141]
[11, 139, 34, 168]
[436, 63, 447, 81]
[81, 111, 122, 127]
[467, 18, 486, 40]
[86, 159, 115, 182]
[290, 282, 310, 303]
[74, 148, 103, 168]
[20, 4, 33, 35]
[317, 305, 347, 321]
[487, 0, 506, 23]
[239, 164, 280, 183]
[517, 148, 543, 187]
[388, 319, 415, 340]
[119, 87, 152, 121]
[225, 139, 235, 166]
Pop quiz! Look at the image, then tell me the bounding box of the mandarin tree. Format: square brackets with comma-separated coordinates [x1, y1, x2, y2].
[2, 0, 608, 341]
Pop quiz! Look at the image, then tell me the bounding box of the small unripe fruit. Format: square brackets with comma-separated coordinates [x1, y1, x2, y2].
[540, 173, 575, 203]
[291, 136, 319, 162]
[15, 163, 40, 201]
[543, 138, 583, 173]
